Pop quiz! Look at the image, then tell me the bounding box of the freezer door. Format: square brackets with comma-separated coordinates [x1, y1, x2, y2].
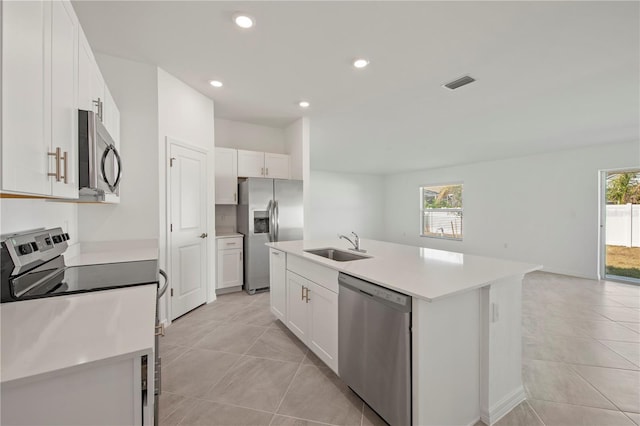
[274, 179, 303, 242]
[239, 178, 274, 293]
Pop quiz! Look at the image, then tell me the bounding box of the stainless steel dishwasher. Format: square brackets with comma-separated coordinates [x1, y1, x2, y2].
[338, 273, 412, 426]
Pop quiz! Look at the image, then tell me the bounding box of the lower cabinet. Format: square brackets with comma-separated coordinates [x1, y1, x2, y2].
[269, 249, 286, 322]
[1, 352, 152, 425]
[286, 270, 339, 373]
[216, 237, 243, 291]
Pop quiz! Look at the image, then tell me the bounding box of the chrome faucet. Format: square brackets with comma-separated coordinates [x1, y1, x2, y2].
[338, 232, 366, 253]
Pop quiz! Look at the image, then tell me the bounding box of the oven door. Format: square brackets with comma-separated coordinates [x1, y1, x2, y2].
[79, 110, 122, 196]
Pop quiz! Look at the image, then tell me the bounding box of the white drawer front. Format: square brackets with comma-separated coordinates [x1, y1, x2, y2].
[218, 237, 243, 249]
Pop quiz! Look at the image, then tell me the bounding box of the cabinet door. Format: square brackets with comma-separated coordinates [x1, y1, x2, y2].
[265, 153, 290, 179]
[237, 150, 265, 178]
[1, 0, 50, 195]
[215, 148, 238, 204]
[308, 281, 339, 373]
[286, 271, 309, 343]
[50, 0, 78, 198]
[77, 28, 96, 112]
[217, 248, 243, 289]
[103, 86, 120, 145]
[269, 249, 286, 322]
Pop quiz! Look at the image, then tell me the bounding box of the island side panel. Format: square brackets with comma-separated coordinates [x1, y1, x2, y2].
[412, 289, 481, 426]
[480, 275, 525, 425]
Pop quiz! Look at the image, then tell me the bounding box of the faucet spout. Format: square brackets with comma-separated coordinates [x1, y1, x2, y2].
[338, 232, 366, 253]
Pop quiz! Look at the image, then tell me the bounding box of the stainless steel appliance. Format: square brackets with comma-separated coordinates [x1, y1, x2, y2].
[78, 110, 122, 201]
[237, 178, 303, 294]
[338, 272, 412, 426]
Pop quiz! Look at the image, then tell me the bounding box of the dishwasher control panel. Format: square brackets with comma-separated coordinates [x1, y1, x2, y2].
[338, 272, 411, 311]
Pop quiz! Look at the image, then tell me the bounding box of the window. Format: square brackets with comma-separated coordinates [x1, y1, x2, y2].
[420, 183, 463, 240]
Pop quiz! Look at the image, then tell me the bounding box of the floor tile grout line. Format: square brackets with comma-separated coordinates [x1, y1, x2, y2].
[528, 396, 631, 417]
[272, 350, 308, 419]
[622, 411, 640, 425]
[568, 363, 635, 415]
[271, 413, 341, 426]
[524, 399, 547, 426]
[596, 339, 640, 368]
[523, 353, 639, 372]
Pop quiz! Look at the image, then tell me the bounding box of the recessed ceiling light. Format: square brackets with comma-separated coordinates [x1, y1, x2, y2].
[353, 58, 370, 69]
[233, 13, 254, 29]
[209, 80, 223, 88]
[298, 101, 310, 108]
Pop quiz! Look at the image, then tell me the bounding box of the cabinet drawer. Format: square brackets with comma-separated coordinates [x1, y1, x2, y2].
[287, 255, 338, 293]
[218, 237, 243, 249]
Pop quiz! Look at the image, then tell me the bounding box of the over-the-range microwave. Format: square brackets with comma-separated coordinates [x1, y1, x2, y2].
[78, 110, 122, 201]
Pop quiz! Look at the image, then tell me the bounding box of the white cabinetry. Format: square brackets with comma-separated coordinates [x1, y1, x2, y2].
[274, 253, 339, 374]
[237, 150, 290, 179]
[1, 353, 151, 426]
[216, 237, 244, 292]
[1, 0, 78, 198]
[215, 148, 238, 204]
[103, 86, 120, 145]
[269, 249, 286, 322]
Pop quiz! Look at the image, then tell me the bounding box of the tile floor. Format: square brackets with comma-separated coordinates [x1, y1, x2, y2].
[159, 272, 640, 426]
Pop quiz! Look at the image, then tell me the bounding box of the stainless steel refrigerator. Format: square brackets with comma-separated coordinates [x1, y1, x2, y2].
[237, 178, 303, 294]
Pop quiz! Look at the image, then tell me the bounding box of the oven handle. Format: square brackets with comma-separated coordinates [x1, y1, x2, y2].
[100, 144, 122, 193]
[157, 269, 169, 299]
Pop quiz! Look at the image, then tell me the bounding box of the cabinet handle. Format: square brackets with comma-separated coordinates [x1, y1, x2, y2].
[199, 233, 208, 238]
[48, 147, 62, 182]
[62, 151, 69, 184]
[305, 287, 311, 303]
[272, 251, 280, 256]
[261, 167, 264, 176]
[226, 242, 237, 246]
[234, 192, 237, 202]
[240, 251, 243, 261]
[93, 98, 103, 121]
[266, 168, 269, 176]
[155, 323, 165, 336]
[301, 285, 305, 301]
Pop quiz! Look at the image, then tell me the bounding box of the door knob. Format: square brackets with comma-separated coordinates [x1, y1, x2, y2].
[199, 233, 208, 238]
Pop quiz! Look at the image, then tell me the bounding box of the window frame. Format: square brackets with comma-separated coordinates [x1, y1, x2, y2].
[419, 182, 464, 241]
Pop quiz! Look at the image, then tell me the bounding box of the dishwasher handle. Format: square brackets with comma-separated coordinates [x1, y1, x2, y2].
[338, 273, 411, 313]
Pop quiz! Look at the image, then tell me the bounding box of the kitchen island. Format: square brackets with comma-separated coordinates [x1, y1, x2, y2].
[266, 238, 541, 426]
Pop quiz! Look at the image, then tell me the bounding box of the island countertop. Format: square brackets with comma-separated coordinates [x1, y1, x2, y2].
[266, 239, 541, 301]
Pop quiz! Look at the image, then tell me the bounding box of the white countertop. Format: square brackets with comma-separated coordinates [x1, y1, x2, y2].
[65, 239, 159, 267]
[266, 239, 541, 302]
[0, 285, 157, 383]
[215, 232, 244, 239]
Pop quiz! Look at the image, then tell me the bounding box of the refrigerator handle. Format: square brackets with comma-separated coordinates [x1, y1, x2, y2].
[275, 200, 280, 242]
[267, 200, 274, 242]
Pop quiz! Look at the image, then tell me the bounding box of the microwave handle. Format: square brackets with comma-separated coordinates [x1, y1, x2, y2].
[100, 144, 122, 193]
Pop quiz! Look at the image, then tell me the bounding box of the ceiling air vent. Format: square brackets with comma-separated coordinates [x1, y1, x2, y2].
[443, 75, 476, 90]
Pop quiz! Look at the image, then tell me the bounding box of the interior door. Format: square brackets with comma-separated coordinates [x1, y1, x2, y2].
[169, 144, 208, 319]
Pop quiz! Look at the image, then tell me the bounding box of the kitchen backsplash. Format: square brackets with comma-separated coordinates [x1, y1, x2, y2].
[215, 204, 237, 234]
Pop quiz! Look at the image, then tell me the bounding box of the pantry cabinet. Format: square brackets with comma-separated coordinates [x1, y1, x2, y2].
[1, 0, 78, 198]
[215, 148, 238, 204]
[237, 150, 290, 179]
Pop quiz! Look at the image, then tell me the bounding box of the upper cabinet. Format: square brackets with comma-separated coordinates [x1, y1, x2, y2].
[215, 147, 238, 204]
[237, 149, 290, 179]
[2, 0, 79, 198]
[1, 0, 119, 200]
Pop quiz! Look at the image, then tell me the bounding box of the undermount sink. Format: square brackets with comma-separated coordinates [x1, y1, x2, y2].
[304, 248, 370, 262]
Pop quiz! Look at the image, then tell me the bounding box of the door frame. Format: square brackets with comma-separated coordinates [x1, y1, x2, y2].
[599, 167, 640, 284]
[165, 137, 215, 323]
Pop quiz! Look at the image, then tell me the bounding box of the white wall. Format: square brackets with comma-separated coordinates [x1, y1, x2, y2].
[383, 140, 640, 279]
[157, 68, 216, 313]
[285, 119, 304, 180]
[78, 54, 159, 242]
[307, 170, 385, 241]
[0, 200, 78, 243]
[215, 118, 285, 153]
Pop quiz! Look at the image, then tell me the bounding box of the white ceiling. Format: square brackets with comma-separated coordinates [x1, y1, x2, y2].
[73, 1, 639, 174]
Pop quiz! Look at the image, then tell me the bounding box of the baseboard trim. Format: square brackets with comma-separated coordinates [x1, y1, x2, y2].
[480, 386, 526, 426]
